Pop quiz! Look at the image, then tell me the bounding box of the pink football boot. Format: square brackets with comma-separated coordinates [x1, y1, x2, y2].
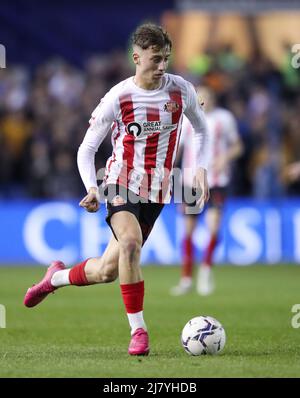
[128, 328, 150, 356]
[24, 261, 66, 308]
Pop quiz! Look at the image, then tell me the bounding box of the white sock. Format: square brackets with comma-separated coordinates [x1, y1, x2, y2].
[127, 311, 147, 335]
[51, 269, 71, 287]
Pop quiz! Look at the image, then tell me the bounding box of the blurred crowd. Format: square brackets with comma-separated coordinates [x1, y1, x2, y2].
[0, 51, 132, 199]
[0, 43, 300, 200]
[185, 42, 300, 198]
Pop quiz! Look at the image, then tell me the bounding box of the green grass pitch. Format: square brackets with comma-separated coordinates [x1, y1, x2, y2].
[0, 265, 300, 378]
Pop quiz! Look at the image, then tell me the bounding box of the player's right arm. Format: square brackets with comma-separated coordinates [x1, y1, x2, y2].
[77, 93, 115, 212]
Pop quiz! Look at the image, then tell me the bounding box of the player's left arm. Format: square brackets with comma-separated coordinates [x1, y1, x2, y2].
[184, 82, 210, 209]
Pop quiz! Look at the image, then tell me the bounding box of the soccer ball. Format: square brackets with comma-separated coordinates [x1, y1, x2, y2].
[181, 315, 226, 356]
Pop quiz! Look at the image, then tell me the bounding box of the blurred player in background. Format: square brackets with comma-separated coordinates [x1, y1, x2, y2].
[24, 23, 210, 355]
[287, 162, 300, 179]
[171, 86, 243, 296]
[283, 161, 300, 190]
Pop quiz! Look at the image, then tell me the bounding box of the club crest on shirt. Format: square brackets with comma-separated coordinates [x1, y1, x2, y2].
[163, 101, 179, 113]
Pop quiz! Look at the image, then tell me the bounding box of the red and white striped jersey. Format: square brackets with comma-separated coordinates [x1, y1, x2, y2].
[77, 73, 208, 203]
[181, 108, 239, 188]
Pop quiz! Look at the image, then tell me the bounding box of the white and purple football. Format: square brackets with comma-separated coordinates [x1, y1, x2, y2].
[181, 316, 226, 356]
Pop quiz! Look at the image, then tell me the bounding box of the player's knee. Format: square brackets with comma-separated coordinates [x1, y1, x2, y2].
[119, 236, 142, 261]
